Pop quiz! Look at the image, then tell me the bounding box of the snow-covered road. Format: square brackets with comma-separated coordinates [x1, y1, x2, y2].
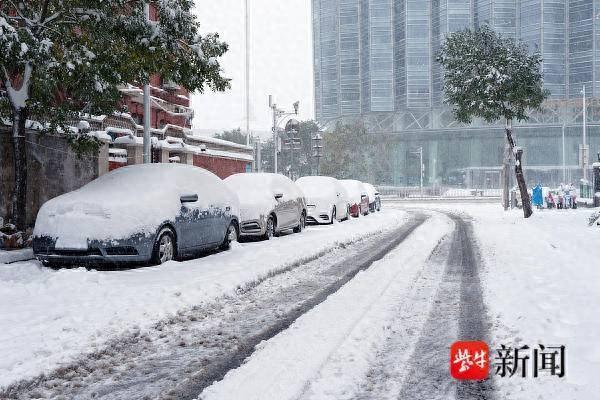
[0, 209, 408, 391]
[2, 203, 598, 400]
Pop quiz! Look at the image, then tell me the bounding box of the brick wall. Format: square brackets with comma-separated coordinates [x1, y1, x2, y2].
[0, 130, 99, 228]
[193, 154, 250, 179]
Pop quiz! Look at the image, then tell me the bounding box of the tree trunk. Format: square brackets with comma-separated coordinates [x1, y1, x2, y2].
[502, 143, 511, 210]
[505, 119, 533, 218]
[11, 108, 28, 231]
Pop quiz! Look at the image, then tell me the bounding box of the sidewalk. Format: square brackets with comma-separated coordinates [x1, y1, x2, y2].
[0, 248, 34, 264]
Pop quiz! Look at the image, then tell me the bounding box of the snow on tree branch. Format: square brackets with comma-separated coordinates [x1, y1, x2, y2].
[436, 26, 549, 124]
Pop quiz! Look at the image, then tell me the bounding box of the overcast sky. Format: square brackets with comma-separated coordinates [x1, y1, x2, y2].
[191, 1, 314, 138]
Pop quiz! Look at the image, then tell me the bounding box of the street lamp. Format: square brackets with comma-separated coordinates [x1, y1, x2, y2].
[312, 133, 323, 175]
[269, 95, 299, 174]
[581, 85, 589, 182]
[284, 119, 301, 180]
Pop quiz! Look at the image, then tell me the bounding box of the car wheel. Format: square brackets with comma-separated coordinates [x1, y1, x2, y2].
[220, 222, 238, 250]
[293, 212, 306, 233]
[152, 228, 175, 265]
[330, 207, 336, 224]
[263, 216, 275, 240]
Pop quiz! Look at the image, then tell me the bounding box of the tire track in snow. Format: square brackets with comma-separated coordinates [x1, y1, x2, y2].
[176, 213, 428, 400]
[393, 212, 496, 400]
[350, 218, 455, 400]
[1, 214, 427, 400]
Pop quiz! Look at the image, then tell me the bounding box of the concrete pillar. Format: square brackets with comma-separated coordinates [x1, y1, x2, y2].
[97, 142, 110, 177]
[114, 143, 143, 165]
[159, 148, 171, 163]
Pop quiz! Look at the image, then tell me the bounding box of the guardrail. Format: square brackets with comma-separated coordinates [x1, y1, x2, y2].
[377, 186, 502, 199]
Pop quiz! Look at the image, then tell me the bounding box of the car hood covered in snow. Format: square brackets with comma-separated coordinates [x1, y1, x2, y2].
[34, 164, 237, 246]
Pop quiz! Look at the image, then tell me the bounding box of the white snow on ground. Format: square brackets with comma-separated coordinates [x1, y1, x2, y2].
[471, 205, 600, 400]
[398, 202, 600, 399]
[0, 248, 33, 264]
[0, 209, 406, 388]
[199, 213, 454, 400]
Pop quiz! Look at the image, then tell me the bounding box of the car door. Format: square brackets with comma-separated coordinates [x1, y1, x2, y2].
[272, 188, 291, 229]
[177, 193, 211, 251]
[280, 179, 299, 227]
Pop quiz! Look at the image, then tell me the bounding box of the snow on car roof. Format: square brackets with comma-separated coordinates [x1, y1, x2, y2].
[339, 179, 367, 197]
[296, 176, 338, 197]
[226, 173, 304, 199]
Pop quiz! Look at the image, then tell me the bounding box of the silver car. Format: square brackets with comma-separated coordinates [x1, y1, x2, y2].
[33, 164, 240, 267]
[225, 173, 307, 239]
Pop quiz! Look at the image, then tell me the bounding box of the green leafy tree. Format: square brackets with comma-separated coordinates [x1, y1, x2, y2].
[1, 0, 230, 230]
[214, 128, 247, 145]
[321, 121, 369, 180]
[437, 25, 549, 218]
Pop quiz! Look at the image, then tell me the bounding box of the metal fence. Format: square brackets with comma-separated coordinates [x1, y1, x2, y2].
[377, 185, 502, 199]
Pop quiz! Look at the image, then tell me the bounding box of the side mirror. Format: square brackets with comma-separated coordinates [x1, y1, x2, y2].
[274, 193, 284, 200]
[180, 194, 199, 203]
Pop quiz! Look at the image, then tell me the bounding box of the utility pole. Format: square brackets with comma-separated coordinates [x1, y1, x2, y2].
[143, 3, 151, 164]
[582, 85, 589, 181]
[312, 133, 323, 175]
[270, 95, 278, 173]
[269, 96, 299, 174]
[245, 0, 250, 148]
[419, 147, 424, 196]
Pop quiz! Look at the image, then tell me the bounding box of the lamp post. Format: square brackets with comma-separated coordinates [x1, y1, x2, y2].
[143, 3, 151, 164]
[245, 0, 251, 148]
[582, 85, 589, 182]
[312, 133, 323, 175]
[269, 95, 299, 174]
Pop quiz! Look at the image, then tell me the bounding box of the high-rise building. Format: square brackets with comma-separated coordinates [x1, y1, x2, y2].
[312, 0, 600, 188]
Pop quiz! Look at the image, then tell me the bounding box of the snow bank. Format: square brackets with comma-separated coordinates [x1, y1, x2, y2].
[34, 164, 234, 245]
[0, 209, 407, 388]
[0, 249, 34, 264]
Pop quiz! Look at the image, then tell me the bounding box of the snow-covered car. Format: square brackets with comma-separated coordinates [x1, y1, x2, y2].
[363, 183, 381, 212]
[296, 176, 349, 224]
[225, 173, 307, 239]
[32, 164, 240, 267]
[339, 179, 369, 217]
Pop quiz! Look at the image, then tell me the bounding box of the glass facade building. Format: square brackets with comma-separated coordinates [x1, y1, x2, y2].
[312, 0, 600, 188]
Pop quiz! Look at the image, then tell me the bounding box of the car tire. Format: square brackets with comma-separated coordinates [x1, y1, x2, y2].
[263, 216, 275, 240]
[293, 212, 306, 233]
[330, 207, 336, 224]
[220, 222, 238, 250]
[152, 227, 175, 265]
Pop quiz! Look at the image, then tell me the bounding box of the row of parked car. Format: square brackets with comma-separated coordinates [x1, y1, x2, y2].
[32, 164, 381, 267]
